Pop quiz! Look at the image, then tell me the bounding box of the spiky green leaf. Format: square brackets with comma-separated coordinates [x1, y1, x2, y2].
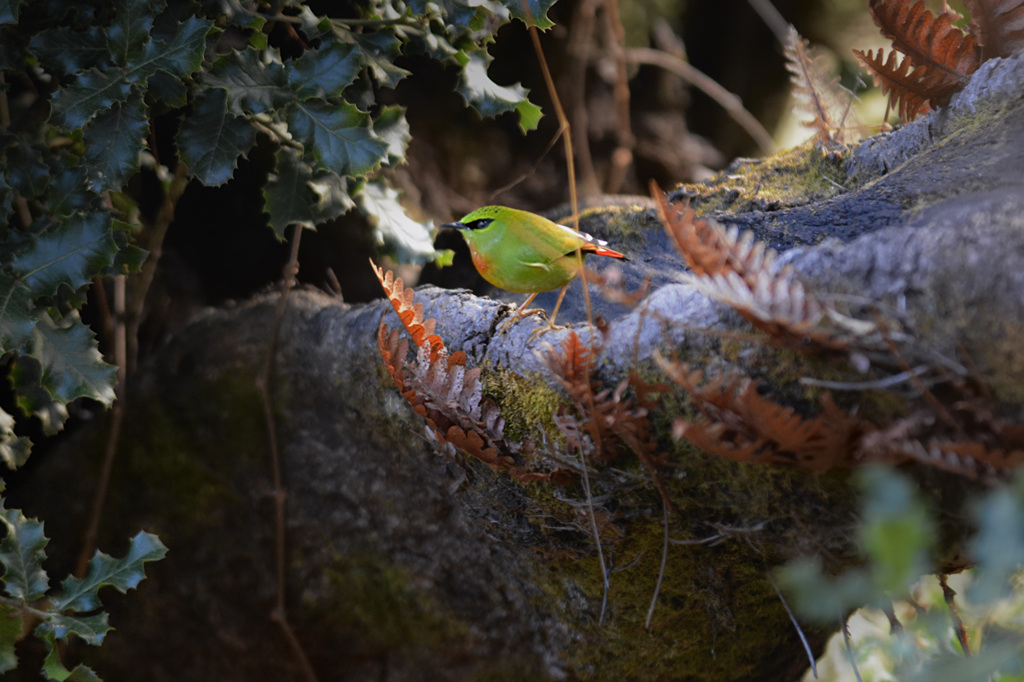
[0, 502, 50, 602]
[48, 167, 97, 218]
[288, 41, 361, 99]
[107, 0, 157, 64]
[205, 49, 289, 115]
[53, 531, 167, 612]
[12, 212, 117, 298]
[28, 26, 111, 75]
[263, 147, 354, 236]
[27, 313, 117, 406]
[41, 611, 111, 646]
[83, 92, 149, 191]
[178, 88, 255, 186]
[502, 0, 557, 30]
[288, 100, 388, 176]
[359, 180, 439, 264]
[50, 15, 212, 130]
[350, 30, 410, 88]
[375, 105, 410, 165]
[8, 356, 69, 436]
[456, 51, 541, 131]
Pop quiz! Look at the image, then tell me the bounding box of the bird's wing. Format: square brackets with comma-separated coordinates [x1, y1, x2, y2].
[552, 222, 609, 248]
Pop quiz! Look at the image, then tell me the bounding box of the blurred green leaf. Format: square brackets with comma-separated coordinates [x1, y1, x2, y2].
[969, 479, 1024, 604]
[775, 556, 873, 622]
[53, 531, 167, 613]
[288, 41, 361, 99]
[0, 0, 23, 25]
[83, 92, 149, 191]
[178, 88, 256, 186]
[859, 466, 933, 594]
[12, 212, 116, 299]
[288, 100, 389, 177]
[0, 501, 50, 602]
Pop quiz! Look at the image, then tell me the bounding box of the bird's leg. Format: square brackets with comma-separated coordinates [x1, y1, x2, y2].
[528, 285, 569, 341]
[497, 292, 542, 333]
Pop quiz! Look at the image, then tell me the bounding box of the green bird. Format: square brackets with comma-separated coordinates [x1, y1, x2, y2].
[441, 206, 627, 333]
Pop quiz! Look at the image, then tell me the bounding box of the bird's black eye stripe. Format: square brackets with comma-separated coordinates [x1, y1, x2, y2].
[466, 218, 493, 230]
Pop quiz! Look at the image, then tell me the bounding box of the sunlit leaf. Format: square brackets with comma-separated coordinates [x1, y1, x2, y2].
[27, 313, 117, 406]
[178, 87, 256, 186]
[359, 180, 439, 264]
[501, 0, 558, 30]
[0, 407, 31, 469]
[374, 105, 410, 165]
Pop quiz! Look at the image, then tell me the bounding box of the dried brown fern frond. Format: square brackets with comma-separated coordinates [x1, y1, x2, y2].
[372, 261, 563, 483]
[855, 0, 981, 121]
[784, 26, 852, 143]
[964, 0, 1024, 59]
[370, 258, 446, 360]
[652, 188, 854, 347]
[654, 353, 864, 471]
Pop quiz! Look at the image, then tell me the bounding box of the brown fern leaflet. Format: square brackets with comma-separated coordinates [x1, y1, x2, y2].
[371, 259, 564, 483]
[784, 26, 852, 143]
[852, 0, 1023, 121]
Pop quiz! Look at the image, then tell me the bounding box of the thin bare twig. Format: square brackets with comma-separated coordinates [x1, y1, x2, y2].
[257, 225, 318, 682]
[645, 501, 670, 630]
[624, 48, 775, 155]
[602, 0, 635, 194]
[840, 614, 864, 682]
[769, 575, 817, 679]
[939, 574, 971, 656]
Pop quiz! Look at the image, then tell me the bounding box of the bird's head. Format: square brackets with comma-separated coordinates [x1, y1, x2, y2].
[440, 206, 508, 232]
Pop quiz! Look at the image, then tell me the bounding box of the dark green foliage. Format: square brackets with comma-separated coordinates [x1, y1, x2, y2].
[1, 0, 551, 676]
[0, 483, 166, 677]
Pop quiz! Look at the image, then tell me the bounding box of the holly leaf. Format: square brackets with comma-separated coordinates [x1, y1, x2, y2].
[287, 41, 361, 99]
[28, 26, 111, 76]
[50, 15, 212, 130]
[0, 407, 31, 469]
[359, 180, 439, 264]
[40, 611, 111, 646]
[83, 91, 149, 191]
[8, 356, 70, 436]
[48, 166, 97, 218]
[107, 0, 158, 64]
[350, 30, 410, 88]
[456, 51, 541, 132]
[0, 272, 36, 352]
[374, 105, 410, 165]
[263, 147, 354, 236]
[178, 87, 256, 186]
[52, 531, 167, 613]
[502, 0, 558, 30]
[27, 313, 117, 406]
[287, 100, 389, 177]
[12, 212, 117, 299]
[205, 49, 290, 116]
[0, 500, 50, 602]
